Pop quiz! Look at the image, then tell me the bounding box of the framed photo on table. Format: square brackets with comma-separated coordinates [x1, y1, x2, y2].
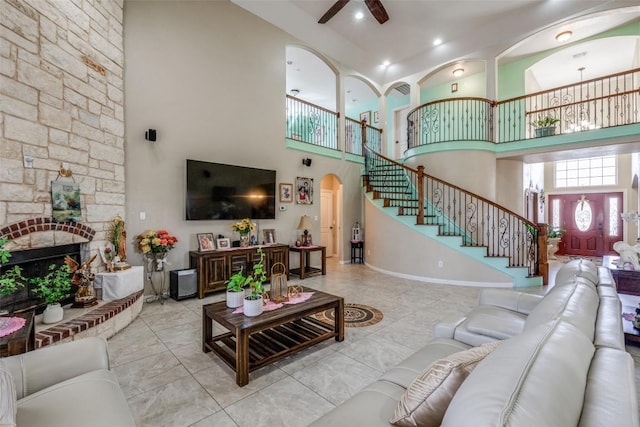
[279, 183, 293, 203]
[216, 238, 230, 250]
[197, 233, 215, 251]
[263, 229, 276, 244]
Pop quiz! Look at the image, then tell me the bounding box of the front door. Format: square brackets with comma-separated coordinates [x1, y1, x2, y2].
[548, 192, 622, 256]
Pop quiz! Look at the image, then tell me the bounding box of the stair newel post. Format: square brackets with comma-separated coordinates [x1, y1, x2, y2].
[417, 166, 425, 225]
[537, 223, 549, 286]
[361, 119, 368, 155]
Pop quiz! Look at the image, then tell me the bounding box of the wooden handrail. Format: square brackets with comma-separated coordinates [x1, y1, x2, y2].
[526, 88, 640, 115]
[408, 97, 495, 119]
[286, 94, 340, 116]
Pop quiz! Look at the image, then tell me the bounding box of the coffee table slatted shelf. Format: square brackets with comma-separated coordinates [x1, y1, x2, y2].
[202, 288, 344, 386]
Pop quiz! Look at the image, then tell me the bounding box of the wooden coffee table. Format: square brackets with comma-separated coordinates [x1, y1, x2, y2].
[202, 287, 344, 386]
[0, 310, 35, 357]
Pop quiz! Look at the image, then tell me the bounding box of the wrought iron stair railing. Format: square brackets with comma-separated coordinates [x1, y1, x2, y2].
[363, 142, 547, 282]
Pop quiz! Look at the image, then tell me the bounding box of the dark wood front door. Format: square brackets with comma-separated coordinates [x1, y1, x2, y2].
[548, 192, 622, 256]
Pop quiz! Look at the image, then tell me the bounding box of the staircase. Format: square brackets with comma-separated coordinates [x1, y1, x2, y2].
[363, 146, 545, 287]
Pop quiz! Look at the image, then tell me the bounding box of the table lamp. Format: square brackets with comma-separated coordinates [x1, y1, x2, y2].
[297, 215, 313, 246]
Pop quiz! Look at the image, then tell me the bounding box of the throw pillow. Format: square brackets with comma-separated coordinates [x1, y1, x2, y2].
[390, 340, 502, 427]
[0, 364, 17, 427]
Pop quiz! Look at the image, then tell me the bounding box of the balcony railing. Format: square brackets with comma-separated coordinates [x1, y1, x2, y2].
[286, 95, 338, 150]
[496, 68, 640, 143]
[407, 98, 495, 149]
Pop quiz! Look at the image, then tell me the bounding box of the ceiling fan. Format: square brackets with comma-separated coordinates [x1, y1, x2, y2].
[318, 0, 389, 24]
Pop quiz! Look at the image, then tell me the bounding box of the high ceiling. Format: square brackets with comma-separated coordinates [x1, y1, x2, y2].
[231, 0, 640, 86]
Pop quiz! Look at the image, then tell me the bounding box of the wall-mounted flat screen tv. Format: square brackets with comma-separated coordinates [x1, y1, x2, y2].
[186, 159, 276, 220]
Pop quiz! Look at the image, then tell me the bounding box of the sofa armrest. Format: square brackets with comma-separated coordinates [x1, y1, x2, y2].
[0, 337, 110, 399]
[433, 316, 466, 339]
[478, 289, 543, 315]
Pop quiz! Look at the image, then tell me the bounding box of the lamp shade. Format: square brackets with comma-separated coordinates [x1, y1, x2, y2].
[297, 215, 313, 231]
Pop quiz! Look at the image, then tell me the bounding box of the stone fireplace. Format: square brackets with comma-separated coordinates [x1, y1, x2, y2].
[0, 217, 95, 313]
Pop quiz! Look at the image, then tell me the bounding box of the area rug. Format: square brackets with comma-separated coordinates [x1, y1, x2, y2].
[314, 303, 383, 328]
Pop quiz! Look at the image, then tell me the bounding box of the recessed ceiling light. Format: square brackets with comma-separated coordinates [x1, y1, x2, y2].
[452, 68, 464, 77]
[290, 89, 300, 96]
[555, 31, 572, 43]
[355, 11, 364, 20]
[382, 60, 391, 67]
[433, 38, 442, 46]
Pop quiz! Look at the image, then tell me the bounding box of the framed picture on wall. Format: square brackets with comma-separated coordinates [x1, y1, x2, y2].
[279, 183, 293, 203]
[359, 111, 371, 124]
[197, 233, 215, 251]
[296, 177, 313, 204]
[373, 111, 379, 124]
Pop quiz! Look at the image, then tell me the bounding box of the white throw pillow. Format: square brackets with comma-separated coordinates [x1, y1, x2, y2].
[390, 340, 502, 427]
[0, 364, 17, 427]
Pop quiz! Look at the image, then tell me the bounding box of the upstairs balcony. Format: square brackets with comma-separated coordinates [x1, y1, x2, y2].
[286, 68, 640, 157]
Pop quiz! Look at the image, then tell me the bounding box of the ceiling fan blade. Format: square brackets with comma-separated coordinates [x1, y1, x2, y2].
[318, 0, 351, 24]
[364, 0, 389, 24]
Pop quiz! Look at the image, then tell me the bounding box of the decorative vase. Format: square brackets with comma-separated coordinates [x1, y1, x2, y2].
[42, 302, 64, 324]
[239, 234, 250, 247]
[148, 253, 167, 271]
[243, 295, 263, 317]
[535, 126, 556, 137]
[547, 237, 562, 260]
[226, 290, 245, 308]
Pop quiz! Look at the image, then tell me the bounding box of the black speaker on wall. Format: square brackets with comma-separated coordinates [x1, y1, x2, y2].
[169, 268, 197, 301]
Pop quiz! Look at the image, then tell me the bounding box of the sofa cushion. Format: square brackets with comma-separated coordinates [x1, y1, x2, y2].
[17, 369, 135, 427]
[441, 319, 595, 427]
[464, 313, 524, 340]
[593, 295, 625, 350]
[579, 347, 640, 427]
[381, 338, 471, 389]
[390, 341, 501, 427]
[554, 259, 599, 286]
[0, 365, 17, 427]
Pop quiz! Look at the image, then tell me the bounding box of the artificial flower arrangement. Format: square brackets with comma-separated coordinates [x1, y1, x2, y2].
[231, 218, 255, 236]
[135, 229, 179, 255]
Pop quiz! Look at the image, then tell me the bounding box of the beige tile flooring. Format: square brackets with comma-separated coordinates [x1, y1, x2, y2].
[107, 260, 640, 427]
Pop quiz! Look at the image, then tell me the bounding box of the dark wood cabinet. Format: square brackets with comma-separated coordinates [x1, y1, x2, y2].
[190, 244, 289, 298]
[603, 255, 640, 296]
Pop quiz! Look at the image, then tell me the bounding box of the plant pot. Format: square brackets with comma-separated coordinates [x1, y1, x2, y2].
[42, 302, 64, 324]
[243, 295, 263, 317]
[226, 289, 245, 308]
[239, 234, 250, 247]
[547, 237, 562, 260]
[535, 126, 556, 137]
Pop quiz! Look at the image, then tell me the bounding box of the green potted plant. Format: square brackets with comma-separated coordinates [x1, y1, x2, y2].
[243, 247, 267, 317]
[0, 237, 26, 314]
[31, 263, 72, 324]
[225, 267, 247, 308]
[532, 115, 560, 137]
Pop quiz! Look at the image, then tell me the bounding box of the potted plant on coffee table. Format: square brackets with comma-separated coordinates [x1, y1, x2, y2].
[532, 115, 560, 137]
[225, 267, 247, 309]
[243, 248, 267, 317]
[31, 263, 72, 324]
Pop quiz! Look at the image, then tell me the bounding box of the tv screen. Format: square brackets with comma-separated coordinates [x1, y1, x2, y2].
[186, 160, 276, 220]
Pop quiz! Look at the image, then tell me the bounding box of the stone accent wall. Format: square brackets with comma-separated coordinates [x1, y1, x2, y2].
[0, 0, 125, 260]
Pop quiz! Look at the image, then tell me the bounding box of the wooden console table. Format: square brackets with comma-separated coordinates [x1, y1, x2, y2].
[290, 245, 326, 279]
[603, 255, 640, 296]
[0, 310, 35, 357]
[190, 244, 289, 298]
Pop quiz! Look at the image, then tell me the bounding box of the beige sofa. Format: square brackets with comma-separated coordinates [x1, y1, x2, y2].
[310, 260, 639, 426]
[0, 337, 135, 427]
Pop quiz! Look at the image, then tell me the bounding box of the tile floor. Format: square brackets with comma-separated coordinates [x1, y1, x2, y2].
[107, 259, 640, 427]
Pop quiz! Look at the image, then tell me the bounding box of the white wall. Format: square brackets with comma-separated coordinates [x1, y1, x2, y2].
[124, 1, 363, 276]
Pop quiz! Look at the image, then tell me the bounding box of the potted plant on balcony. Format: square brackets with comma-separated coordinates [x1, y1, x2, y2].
[532, 115, 560, 137]
[243, 248, 267, 317]
[31, 263, 72, 324]
[225, 267, 247, 309]
[547, 226, 566, 260]
[0, 237, 26, 315]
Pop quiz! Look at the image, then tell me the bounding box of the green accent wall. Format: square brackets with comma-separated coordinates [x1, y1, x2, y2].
[498, 21, 640, 100]
[420, 72, 487, 104]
